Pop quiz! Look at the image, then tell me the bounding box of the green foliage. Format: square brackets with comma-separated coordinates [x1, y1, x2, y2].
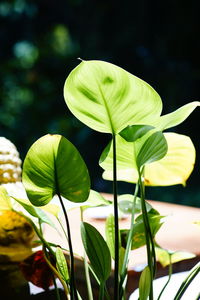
[22, 134, 90, 206]
[118, 194, 152, 215]
[56, 247, 69, 282]
[119, 125, 154, 142]
[136, 131, 168, 168]
[121, 209, 164, 250]
[64, 60, 162, 134]
[139, 266, 151, 300]
[81, 222, 111, 282]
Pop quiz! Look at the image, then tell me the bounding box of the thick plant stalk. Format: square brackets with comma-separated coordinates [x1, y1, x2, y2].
[113, 134, 119, 300]
[58, 194, 78, 300]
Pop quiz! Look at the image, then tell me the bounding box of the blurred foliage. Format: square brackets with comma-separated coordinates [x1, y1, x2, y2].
[0, 0, 200, 206]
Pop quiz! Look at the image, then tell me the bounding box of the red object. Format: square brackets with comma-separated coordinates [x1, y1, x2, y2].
[20, 250, 54, 290]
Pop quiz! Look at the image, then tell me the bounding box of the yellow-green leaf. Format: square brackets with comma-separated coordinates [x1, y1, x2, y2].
[101, 132, 195, 186]
[0, 186, 12, 210]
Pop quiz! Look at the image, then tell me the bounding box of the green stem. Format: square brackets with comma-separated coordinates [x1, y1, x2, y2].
[80, 208, 94, 300]
[173, 262, 200, 300]
[43, 248, 70, 298]
[119, 182, 139, 294]
[138, 168, 154, 300]
[157, 253, 173, 300]
[113, 133, 119, 300]
[57, 217, 69, 243]
[58, 193, 78, 300]
[99, 282, 105, 300]
[52, 271, 61, 300]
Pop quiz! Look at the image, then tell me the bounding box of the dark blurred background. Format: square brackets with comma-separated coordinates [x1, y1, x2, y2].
[0, 0, 200, 206]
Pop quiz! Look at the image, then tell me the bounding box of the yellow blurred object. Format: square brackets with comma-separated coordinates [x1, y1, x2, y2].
[0, 137, 22, 184]
[0, 210, 35, 262]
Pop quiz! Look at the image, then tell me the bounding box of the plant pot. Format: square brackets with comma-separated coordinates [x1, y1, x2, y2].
[129, 271, 200, 300]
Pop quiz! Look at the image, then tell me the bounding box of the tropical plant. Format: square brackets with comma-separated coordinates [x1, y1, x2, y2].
[2, 60, 199, 300]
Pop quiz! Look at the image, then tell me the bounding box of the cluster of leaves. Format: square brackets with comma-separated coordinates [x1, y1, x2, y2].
[1, 60, 199, 299]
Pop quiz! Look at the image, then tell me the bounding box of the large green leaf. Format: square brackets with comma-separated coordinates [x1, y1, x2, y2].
[64, 60, 162, 134]
[101, 132, 195, 186]
[105, 214, 121, 260]
[81, 222, 111, 282]
[22, 134, 90, 206]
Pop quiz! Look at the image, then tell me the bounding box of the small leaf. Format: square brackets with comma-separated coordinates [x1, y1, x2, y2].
[0, 186, 12, 210]
[22, 134, 90, 206]
[81, 222, 111, 282]
[139, 266, 151, 300]
[155, 247, 196, 268]
[56, 247, 69, 282]
[99, 141, 112, 164]
[83, 189, 111, 209]
[121, 209, 164, 250]
[12, 197, 56, 229]
[118, 194, 152, 215]
[119, 125, 154, 142]
[136, 131, 168, 168]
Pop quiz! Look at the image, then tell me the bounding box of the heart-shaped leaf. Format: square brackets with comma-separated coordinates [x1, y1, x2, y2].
[101, 132, 195, 186]
[22, 134, 90, 206]
[64, 60, 162, 134]
[81, 222, 111, 282]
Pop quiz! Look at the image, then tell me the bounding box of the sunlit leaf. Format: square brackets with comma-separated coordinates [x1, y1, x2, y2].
[22, 134, 90, 206]
[155, 247, 196, 268]
[119, 125, 154, 142]
[0, 186, 12, 210]
[64, 60, 162, 134]
[101, 133, 195, 186]
[99, 140, 112, 164]
[136, 131, 168, 168]
[155, 101, 200, 131]
[139, 266, 151, 300]
[41, 203, 60, 218]
[56, 247, 69, 282]
[81, 222, 111, 282]
[82, 189, 111, 209]
[12, 197, 56, 229]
